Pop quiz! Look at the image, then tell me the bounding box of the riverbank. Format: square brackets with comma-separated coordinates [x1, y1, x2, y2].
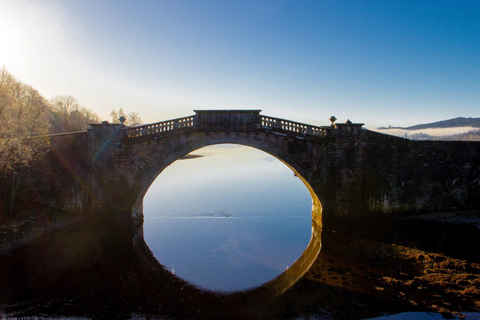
[307, 211, 480, 318]
[0, 210, 83, 254]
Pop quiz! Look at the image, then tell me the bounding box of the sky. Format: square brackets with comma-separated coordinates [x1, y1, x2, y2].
[0, 0, 479, 128]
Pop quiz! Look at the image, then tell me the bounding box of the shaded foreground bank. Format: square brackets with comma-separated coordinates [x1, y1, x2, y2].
[0, 214, 479, 319]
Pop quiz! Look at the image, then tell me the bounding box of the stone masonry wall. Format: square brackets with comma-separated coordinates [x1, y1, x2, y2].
[39, 123, 480, 225]
[361, 131, 480, 215]
[45, 132, 89, 214]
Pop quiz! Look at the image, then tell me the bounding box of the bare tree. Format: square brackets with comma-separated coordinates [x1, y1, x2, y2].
[1, 67, 101, 217]
[0, 67, 50, 216]
[69, 106, 100, 131]
[49, 95, 79, 132]
[0, 68, 50, 171]
[127, 112, 142, 126]
[109, 109, 118, 123]
[110, 108, 141, 126]
[82, 107, 100, 128]
[110, 108, 126, 123]
[49, 95, 100, 132]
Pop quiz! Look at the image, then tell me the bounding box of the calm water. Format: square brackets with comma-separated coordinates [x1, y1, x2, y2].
[143, 144, 313, 291]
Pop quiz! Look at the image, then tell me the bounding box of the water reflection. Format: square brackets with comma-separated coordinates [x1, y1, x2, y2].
[1, 213, 479, 319]
[0, 215, 322, 319]
[143, 144, 314, 291]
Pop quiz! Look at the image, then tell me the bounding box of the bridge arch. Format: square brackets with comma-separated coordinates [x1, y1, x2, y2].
[49, 109, 480, 226]
[129, 131, 324, 228]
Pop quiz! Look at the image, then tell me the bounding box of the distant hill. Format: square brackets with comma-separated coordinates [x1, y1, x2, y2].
[405, 117, 480, 130]
[376, 117, 480, 141]
[377, 117, 480, 130]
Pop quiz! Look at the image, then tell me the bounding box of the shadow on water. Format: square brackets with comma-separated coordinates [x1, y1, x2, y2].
[0, 214, 325, 319]
[1, 213, 479, 319]
[325, 216, 480, 264]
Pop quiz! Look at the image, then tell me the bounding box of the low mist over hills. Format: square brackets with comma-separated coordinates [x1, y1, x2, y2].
[376, 117, 480, 141]
[379, 117, 480, 130]
[406, 117, 480, 130]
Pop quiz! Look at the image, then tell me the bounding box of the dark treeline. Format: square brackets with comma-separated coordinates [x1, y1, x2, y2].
[0, 67, 140, 220]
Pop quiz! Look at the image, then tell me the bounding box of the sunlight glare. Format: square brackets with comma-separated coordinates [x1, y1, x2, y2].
[0, 15, 25, 66]
[0, 0, 66, 68]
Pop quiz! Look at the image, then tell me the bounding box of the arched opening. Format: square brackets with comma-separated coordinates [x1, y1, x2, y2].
[141, 143, 322, 292]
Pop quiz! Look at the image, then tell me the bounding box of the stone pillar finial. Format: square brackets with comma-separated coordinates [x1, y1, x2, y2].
[329, 116, 337, 126]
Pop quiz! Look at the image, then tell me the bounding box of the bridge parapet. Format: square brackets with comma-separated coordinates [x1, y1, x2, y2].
[194, 110, 262, 131]
[333, 121, 365, 136]
[126, 115, 195, 138]
[125, 110, 337, 140]
[261, 115, 330, 137]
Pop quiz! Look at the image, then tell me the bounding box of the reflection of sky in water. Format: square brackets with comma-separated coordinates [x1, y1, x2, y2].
[143, 144, 312, 292]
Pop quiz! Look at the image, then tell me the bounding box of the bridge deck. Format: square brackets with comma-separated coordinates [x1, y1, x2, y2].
[126, 112, 332, 139]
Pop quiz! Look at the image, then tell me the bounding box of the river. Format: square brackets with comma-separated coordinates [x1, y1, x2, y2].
[0, 144, 479, 319]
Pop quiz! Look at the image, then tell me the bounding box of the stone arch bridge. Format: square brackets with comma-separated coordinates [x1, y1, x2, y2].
[48, 110, 480, 226]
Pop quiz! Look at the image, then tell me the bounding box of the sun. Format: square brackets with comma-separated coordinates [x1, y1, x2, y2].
[0, 14, 26, 67]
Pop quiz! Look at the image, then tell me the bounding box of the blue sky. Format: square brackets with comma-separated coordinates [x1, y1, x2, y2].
[1, 0, 479, 128]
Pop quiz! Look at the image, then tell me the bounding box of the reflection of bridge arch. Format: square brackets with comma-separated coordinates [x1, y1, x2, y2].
[134, 210, 322, 297]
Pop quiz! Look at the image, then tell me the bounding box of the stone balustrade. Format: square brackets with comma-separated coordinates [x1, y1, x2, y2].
[125, 111, 364, 139]
[261, 115, 330, 136]
[126, 116, 195, 138]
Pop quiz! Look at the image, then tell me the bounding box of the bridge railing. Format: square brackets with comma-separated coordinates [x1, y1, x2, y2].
[126, 114, 330, 138]
[261, 115, 330, 137]
[126, 115, 195, 138]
